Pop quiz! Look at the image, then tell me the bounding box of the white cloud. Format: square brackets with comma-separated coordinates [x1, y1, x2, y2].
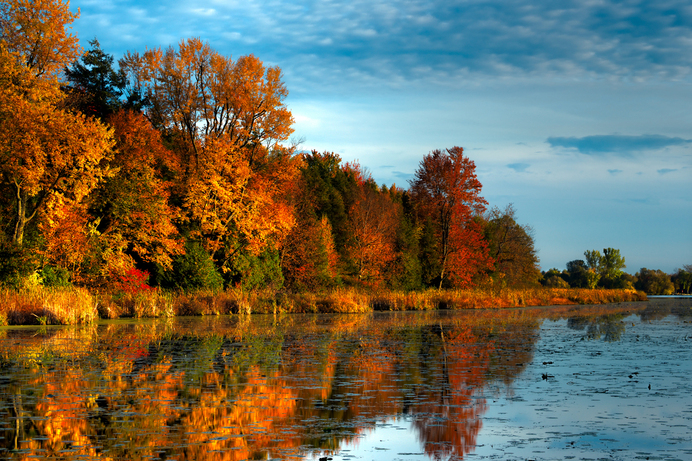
[190, 8, 217, 16]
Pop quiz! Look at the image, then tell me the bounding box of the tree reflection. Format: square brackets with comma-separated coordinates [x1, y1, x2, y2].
[0, 311, 546, 460]
[568, 314, 626, 342]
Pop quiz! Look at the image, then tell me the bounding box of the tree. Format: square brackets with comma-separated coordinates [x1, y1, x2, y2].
[346, 175, 400, 284]
[64, 39, 126, 119]
[565, 259, 599, 288]
[541, 268, 570, 287]
[280, 152, 354, 289]
[635, 268, 674, 295]
[281, 213, 339, 291]
[300, 150, 358, 257]
[0, 0, 114, 248]
[545, 274, 570, 288]
[600, 248, 626, 281]
[671, 266, 692, 294]
[584, 248, 627, 288]
[387, 190, 423, 291]
[483, 204, 540, 287]
[90, 110, 183, 270]
[119, 38, 293, 173]
[409, 147, 491, 288]
[120, 38, 297, 276]
[0, 0, 80, 81]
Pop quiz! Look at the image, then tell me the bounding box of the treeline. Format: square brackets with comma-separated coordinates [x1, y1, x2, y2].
[0, 0, 542, 293]
[541, 248, 691, 295]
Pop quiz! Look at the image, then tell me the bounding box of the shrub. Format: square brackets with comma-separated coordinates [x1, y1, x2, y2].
[162, 242, 223, 291]
[39, 266, 72, 287]
[545, 275, 570, 288]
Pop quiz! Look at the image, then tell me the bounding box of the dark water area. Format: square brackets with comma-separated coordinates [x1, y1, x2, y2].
[0, 299, 690, 461]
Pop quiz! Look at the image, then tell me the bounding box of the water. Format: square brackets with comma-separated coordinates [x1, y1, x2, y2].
[1, 298, 690, 460]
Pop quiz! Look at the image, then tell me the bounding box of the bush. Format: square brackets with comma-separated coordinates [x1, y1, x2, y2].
[227, 248, 284, 292]
[0, 245, 38, 288]
[39, 266, 72, 287]
[545, 275, 570, 288]
[162, 242, 223, 291]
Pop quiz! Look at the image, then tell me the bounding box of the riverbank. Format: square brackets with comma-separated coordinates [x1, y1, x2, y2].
[0, 286, 647, 326]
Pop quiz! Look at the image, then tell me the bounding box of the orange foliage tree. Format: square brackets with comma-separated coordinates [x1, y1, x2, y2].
[120, 38, 296, 276]
[410, 147, 492, 288]
[89, 110, 183, 273]
[0, 0, 114, 248]
[345, 166, 401, 284]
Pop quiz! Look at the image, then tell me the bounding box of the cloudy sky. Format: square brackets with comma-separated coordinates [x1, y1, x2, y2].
[70, 0, 691, 273]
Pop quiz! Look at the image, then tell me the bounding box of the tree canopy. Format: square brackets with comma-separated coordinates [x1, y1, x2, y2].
[1, 0, 558, 293]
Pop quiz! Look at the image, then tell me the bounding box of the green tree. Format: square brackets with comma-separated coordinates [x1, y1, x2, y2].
[635, 268, 674, 295]
[483, 204, 540, 287]
[64, 39, 126, 119]
[600, 248, 626, 280]
[584, 248, 627, 288]
[584, 250, 601, 272]
[671, 266, 692, 294]
[541, 268, 569, 287]
[389, 192, 423, 291]
[226, 247, 284, 292]
[160, 241, 223, 290]
[300, 151, 357, 257]
[565, 260, 589, 288]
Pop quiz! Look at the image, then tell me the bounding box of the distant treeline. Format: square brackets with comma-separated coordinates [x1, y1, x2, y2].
[0, 1, 542, 293]
[541, 248, 691, 295]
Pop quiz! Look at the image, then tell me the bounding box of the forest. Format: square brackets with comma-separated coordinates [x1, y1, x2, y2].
[0, 0, 543, 292]
[0, 1, 682, 324]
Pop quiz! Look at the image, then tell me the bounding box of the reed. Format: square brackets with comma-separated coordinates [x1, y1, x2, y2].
[0, 285, 647, 325]
[90, 286, 650, 319]
[0, 286, 97, 325]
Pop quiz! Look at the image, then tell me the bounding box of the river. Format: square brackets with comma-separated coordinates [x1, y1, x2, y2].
[1, 298, 690, 460]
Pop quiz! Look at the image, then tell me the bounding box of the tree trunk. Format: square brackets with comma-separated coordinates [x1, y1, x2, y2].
[13, 187, 28, 247]
[12, 185, 40, 247]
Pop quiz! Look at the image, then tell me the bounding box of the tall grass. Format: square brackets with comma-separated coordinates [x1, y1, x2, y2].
[0, 285, 647, 325]
[0, 287, 97, 325]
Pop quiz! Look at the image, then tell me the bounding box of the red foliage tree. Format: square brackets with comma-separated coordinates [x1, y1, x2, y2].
[410, 147, 492, 288]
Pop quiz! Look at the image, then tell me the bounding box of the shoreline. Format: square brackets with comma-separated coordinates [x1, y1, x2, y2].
[0, 287, 648, 326]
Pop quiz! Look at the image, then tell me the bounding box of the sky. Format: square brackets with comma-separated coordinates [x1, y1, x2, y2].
[69, 0, 692, 274]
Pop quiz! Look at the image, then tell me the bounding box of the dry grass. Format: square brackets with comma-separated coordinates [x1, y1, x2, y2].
[0, 285, 648, 325]
[0, 287, 97, 325]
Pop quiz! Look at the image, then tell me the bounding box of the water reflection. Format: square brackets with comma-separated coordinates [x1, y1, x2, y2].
[567, 314, 627, 341]
[0, 300, 689, 460]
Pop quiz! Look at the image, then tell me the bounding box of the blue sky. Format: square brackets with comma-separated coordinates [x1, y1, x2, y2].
[70, 0, 692, 273]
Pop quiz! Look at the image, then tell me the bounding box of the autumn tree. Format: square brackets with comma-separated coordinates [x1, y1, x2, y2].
[0, 0, 114, 250]
[409, 147, 492, 288]
[345, 169, 400, 284]
[280, 152, 352, 290]
[90, 110, 183, 270]
[119, 38, 293, 171]
[483, 204, 540, 287]
[0, 0, 80, 80]
[281, 212, 339, 291]
[119, 38, 297, 281]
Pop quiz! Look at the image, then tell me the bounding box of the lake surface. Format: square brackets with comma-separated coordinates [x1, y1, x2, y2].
[1, 298, 690, 461]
